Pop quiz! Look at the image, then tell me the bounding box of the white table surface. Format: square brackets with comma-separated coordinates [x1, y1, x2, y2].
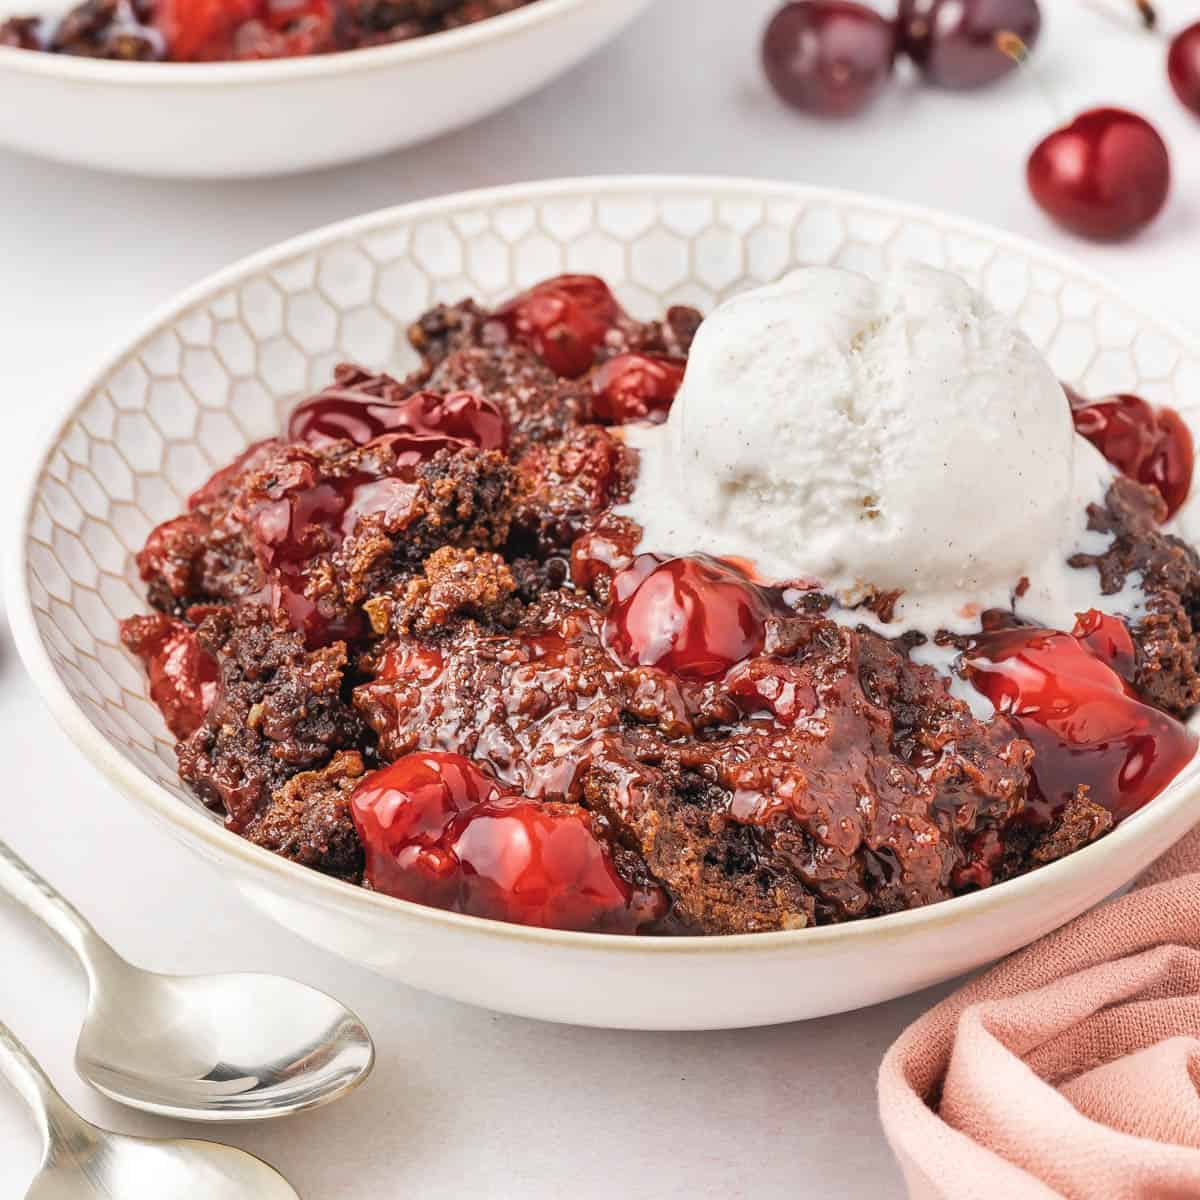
[1, 2, 1197, 1195]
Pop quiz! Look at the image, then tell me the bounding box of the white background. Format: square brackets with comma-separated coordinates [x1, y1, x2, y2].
[2, 1, 1198, 1195]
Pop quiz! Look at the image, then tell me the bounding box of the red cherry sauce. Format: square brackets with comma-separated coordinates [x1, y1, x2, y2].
[962, 613, 1195, 825]
[248, 436, 456, 647]
[155, 0, 261, 60]
[569, 522, 640, 594]
[350, 751, 665, 932]
[591, 353, 685, 425]
[725, 658, 820, 725]
[1071, 609, 1136, 682]
[289, 386, 508, 453]
[352, 643, 448, 761]
[490, 275, 621, 378]
[268, 570, 366, 648]
[377, 641, 446, 684]
[187, 438, 278, 510]
[250, 478, 347, 570]
[1068, 388, 1194, 519]
[605, 555, 774, 681]
[235, 0, 335, 58]
[121, 615, 217, 739]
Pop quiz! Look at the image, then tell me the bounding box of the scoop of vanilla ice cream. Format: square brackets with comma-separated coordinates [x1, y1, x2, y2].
[621, 264, 1118, 634]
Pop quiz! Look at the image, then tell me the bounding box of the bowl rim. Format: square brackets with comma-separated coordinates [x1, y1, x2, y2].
[0, 0, 609, 86]
[11, 173, 1200, 958]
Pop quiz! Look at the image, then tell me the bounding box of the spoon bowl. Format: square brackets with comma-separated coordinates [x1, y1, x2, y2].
[77, 966, 374, 1120]
[1, 1022, 301, 1199]
[0, 840, 374, 1120]
[27, 1134, 302, 1200]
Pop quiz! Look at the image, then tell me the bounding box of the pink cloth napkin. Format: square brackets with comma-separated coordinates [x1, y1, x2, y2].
[878, 829, 1200, 1199]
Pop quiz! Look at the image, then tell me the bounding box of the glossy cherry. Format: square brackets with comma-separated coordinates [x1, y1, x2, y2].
[962, 619, 1195, 824]
[121, 615, 217, 739]
[1069, 390, 1193, 519]
[898, 0, 1040, 88]
[761, 1, 895, 117]
[1168, 21, 1200, 117]
[350, 751, 665, 932]
[605, 555, 774, 681]
[1027, 108, 1170, 241]
[591, 353, 686, 425]
[491, 275, 621, 378]
[289, 387, 507, 452]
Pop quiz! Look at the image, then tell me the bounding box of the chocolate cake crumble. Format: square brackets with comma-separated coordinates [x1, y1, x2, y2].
[120, 273, 1200, 935]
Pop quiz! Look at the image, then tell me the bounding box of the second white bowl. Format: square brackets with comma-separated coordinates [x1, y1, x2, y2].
[0, 0, 652, 177]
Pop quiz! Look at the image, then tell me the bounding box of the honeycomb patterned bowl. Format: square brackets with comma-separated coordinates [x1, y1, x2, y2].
[12, 177, 1200, 1030]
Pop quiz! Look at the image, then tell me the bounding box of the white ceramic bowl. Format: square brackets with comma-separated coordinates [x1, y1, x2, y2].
[0, 0, 652, 177]
[12, 177, 1200, 1030]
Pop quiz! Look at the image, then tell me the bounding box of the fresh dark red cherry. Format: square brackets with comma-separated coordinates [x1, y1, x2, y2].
[350, 752, 665, 932]
[962, 622, 1195, 825]
[121, 615, 217, 739]
[897, 0, 1040, 89]
[1169, 22, 1200, 116]
[1068, 390, 1193, 519]
[591, 353, 686, 425]
[606, 555, 774, 681]
[761, 1, 896, 118]
[1027, 108, 1170, 241]
[491, 275, 621, 378]
[289, 388, 507, 452]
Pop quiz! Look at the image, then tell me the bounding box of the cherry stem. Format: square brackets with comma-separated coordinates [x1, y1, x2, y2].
[1080, 0, 1156, 31]
[994, 31, 1029, 65]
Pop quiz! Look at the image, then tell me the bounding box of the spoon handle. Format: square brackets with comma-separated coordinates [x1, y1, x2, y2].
[0, 840, 121, 986]
[0, 1022, 82, 1152]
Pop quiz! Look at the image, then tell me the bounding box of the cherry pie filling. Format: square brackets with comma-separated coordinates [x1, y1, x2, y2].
[121, 274, 1200, 935]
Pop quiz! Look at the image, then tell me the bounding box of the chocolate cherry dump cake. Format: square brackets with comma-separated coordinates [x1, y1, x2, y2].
[1, 0, 537, 62]
[120, 267, 1200, 935]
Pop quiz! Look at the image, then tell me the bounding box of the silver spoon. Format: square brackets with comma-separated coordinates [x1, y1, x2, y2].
[0, 1021, 301, 1199]
[0, 839, 373, 1121]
